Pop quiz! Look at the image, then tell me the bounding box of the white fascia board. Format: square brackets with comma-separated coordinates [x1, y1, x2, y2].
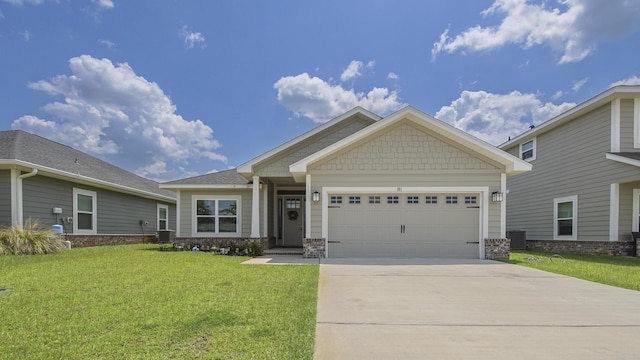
[1, 159, 176, 203]
[289, 106, 531, 177]
[237, 107, 381, 174]
[501, 85, 640, 149]
[606, 153, 640, 167]
[159, 184, 254, 190]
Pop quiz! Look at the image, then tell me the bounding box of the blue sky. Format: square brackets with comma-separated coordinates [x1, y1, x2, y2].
[1, 0, 640, 181]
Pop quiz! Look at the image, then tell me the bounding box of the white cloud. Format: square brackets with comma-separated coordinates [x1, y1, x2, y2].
[387, 72, 398, 80]
[273, 72, 403, 123]
[12, 55, 226, 181]
[432, 0, 640, 64]
[98, 39, 115, 48]
[435, 90, 576, 145]
[572, 77, 588, 91]
[93, 0, 114, 9]
[3, 0, 45, 5]
[340, 60, 363, 82]
[180, 25, 206, 49]
[610, 75, 640, 86]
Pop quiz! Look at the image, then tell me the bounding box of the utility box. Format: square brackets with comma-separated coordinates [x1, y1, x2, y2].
[507, 230, 526, 250]
[157, 230, 175, 244]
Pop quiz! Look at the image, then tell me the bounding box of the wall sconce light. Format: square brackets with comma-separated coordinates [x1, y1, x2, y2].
[492, 191, 504, 203]
[312, 191, 320, 202]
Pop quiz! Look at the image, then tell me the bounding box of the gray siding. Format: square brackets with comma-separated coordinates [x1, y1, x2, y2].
[21, 175, 175, 234]
[505, 102, 640, 241]
[619, 99, 636, 152]
[178, 189, 254, 237]
[0, 170, 11, 226]
[254, 116, 372, 177]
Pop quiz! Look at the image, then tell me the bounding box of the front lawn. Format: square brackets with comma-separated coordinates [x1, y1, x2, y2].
[0, 244, 319, 359]
[505, 251, 640, 291]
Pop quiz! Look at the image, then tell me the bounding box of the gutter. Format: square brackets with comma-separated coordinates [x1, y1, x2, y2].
[16, 168, 38, 227]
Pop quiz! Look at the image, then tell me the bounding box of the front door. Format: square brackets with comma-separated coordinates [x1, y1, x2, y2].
[282, 196, 304, 247]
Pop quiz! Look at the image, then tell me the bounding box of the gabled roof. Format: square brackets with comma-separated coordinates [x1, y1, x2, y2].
[0, 130, 175, 202]
[290, 106, 531, 182]
[500, 85, 640, 149]
[237, 106, 381, 176]
[160, 168, 251, 189]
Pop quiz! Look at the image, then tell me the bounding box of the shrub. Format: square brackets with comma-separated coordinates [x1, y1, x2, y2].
[247, 241, 263, 257]
[0, 219, 68, 255]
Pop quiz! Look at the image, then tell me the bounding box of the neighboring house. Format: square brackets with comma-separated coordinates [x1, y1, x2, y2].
[161, 106, 530, 259]
[500, 85, 640, 256]
[0, 130, 176, 246]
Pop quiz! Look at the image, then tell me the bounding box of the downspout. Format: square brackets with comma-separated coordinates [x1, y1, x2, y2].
[16, 168, 38, 227]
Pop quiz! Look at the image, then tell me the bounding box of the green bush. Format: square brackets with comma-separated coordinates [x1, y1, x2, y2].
[246, 241, 263, 257]
[0, 219, 68, 255]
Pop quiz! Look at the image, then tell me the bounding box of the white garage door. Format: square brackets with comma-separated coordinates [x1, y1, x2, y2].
[328, 193, 481, 258]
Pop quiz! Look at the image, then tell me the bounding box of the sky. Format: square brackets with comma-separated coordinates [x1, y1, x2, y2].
[1, 0, 640, 182]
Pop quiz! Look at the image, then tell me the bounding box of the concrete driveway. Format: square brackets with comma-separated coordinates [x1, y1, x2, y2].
[313, 258, 640, 359]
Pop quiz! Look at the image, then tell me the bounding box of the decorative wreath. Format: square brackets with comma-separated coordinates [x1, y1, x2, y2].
[287, 210, 299, 221]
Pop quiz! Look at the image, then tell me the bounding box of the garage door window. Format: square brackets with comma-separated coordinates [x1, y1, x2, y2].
[387, 196, 399, 204]
[425, 196, 438, 204]
[330, 196, 343, 204]
[407, 196, 420, 204]
[369, 196, 380, 204]
[446, 196, 458, 204]
[349, 196, 361, 204]
[464, 196, 477, 204]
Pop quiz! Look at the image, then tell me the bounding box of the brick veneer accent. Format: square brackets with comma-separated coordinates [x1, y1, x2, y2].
[303, 238, 325, 258]
[485, 238, 510, 260]
[63, 234, 156, 248]
[526, 240, 636, 257]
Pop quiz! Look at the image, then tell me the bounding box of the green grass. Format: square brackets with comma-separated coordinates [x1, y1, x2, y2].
[504, 251, 640, 291]
[0, 244, 319, 359]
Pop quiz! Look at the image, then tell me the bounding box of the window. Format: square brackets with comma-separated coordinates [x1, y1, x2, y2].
[520, 138, 536, 161]
[554, 196, 577, 240]
[330, 196, 343, 204]
[286, 198, 301, 209]
[425, 196, 438, 204]
[464, 196, 477, 204]
[157, 204, 168, 230]
[407, 196, 420, 204]
[369, 196, 380, 204]
[193, 196, 240, 236]
[349, 196, 361, 204]
[387, 196, 399, 204]
[73, 188, 97, 235]
[446, 196, 458, 204]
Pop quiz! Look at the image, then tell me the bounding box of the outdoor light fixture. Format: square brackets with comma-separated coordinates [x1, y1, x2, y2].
[492, 191, 504, 203]
[312, 191, 320, 202]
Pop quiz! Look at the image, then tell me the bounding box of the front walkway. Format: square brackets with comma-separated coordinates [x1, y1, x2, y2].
[313, 259, 640, 359]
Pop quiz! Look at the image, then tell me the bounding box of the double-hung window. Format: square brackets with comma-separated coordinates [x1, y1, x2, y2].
[520, 138, 536, 161]
[73, 188, 97, 235]
[554, 196, 577, 240]
[157, 204, 169, 231]
[193, 196, 240, 236]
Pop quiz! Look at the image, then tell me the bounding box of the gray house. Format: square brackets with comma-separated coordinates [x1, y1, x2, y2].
[0, 130, 176, 246]
[161, 106, 530, 259]
[500, 85, 640, 256]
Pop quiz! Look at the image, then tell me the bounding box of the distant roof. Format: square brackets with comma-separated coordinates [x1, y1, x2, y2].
[160, 168, 250, 189]
[0, 130, 175, 202]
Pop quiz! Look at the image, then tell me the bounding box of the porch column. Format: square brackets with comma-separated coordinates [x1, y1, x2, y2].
[609, 183, 619, 241]
[251, 176, 261, 238]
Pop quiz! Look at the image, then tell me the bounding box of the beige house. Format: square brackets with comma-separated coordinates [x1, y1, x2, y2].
[161, 106, 530, 258]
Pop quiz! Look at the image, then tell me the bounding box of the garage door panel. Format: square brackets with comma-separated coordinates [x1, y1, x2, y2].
[328, 193, 480, 258]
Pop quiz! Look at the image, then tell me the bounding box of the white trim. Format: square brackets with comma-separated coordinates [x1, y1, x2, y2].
[553, 195, 578, 240]
[635, 98, 640, 148]
[305, 174, 312, 239]
[500, 173, 507, 238]
[237, 107, 381, 174]
[633, 189, 640, 233]
[191, 195, 242, 237]
[160, 184, 253, 190]
[0, 159, 175, 203]
[10, 169, 18, 226]
[157, 204, 169, 231]
[175, 190, 181, 237]
[609, 184, 619, 241]
[321, 186, 489, 259]
[262, 182, 269, 237]
[605, 153, 640, 167]
[73, 188, 97, 235]
[16, 168, 38, 227]
[291, 107, 531, 182]
[612, 99, 621, 152]
[251, 176, 261, 238]
[519, 137, 536, 161]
